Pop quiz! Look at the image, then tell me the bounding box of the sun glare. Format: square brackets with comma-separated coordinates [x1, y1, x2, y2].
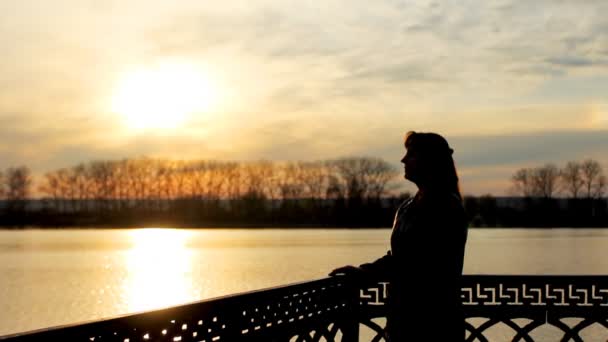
[123, 229, 197, 312]
[111, 62, 214, 131]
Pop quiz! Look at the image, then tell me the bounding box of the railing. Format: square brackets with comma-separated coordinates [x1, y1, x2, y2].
[1, 276, 607, 341]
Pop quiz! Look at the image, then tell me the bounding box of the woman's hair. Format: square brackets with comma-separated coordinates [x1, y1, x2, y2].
[404, 131, 462, 199]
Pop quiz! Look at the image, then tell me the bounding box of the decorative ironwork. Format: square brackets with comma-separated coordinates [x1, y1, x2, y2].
[461, 276, 608, 342]
[357, 275, 608, 341]
[1, 276, 607, 341]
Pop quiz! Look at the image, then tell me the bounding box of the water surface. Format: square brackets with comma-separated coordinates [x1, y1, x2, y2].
[1, 228, 607, 339]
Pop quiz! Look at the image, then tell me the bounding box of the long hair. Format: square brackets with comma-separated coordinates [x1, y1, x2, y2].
[404, 131, 462, 199]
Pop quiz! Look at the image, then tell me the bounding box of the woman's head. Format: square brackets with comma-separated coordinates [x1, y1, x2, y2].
[401, 131, 461, 197]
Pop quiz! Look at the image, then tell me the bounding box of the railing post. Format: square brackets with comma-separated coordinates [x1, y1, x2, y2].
[340, 280, 360, 342]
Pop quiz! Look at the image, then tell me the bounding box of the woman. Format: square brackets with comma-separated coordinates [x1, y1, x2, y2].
[330, 131, 469, 341]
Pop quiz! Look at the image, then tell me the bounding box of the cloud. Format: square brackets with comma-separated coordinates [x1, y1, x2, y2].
[545, 56, 602, 68]
[451, 130, 608, 168]
[112, 0, 608, 113]
[342, 63, 445, 84]
[2, 0, 608, 196]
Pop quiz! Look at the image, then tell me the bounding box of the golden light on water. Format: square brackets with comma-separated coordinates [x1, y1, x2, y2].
[111, 61, 216, 131]
[123, 229, 198, 313]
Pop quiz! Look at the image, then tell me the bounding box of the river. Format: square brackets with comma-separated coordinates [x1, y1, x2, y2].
[1, 228, 607, 340]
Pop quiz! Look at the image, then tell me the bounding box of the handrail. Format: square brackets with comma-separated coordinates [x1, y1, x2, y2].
[1, 275, 607, 341]
[0, 277, 360, 342]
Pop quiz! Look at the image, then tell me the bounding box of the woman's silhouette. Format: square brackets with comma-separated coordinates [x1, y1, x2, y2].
[330, 131, 468, 341]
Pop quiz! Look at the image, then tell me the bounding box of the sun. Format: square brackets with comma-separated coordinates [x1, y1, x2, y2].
[111, 61, 214, 131]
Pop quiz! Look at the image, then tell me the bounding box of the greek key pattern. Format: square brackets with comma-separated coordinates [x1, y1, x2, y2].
[360, 282, 389, 306]
[357, 276, 608, 309]
[357, 276, 608, 342]
[461, 278, 608, 308]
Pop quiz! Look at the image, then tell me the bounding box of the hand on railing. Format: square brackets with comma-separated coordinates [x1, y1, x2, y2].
[329, 265, 386, 290]
[328, 265, 372, 285]
[328, 265, 363, 277]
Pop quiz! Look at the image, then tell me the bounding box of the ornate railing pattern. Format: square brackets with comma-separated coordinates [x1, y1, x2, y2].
[358, 276, 608, 342]
[1, 275, 607, 341]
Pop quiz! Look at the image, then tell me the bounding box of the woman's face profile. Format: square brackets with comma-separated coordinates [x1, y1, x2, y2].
[400, 147, 418, 182]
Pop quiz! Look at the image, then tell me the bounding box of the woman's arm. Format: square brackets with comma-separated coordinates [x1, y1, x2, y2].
[359, 250, 393, 276]
[329, 251, 393, 277]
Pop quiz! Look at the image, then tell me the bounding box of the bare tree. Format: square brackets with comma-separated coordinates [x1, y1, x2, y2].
[241, 161, 274, 199]
[6, 166, 32, 199]
[6, 166, 32, 210]
[560, 161, 584, 198]
[189, 161, 206, 199]
[581, 159, 604, 199]
[511, 168, 535, 197]
[63, 166, 81, 212]
[38, 169, 62, 211]
[167, 160, 191, 199]
[300, 161, 329, 200]
[200, 161, 228, 200]
[512, 165, 560, 198]
[89, 161, 117, 211]
[532, 164, 560, 198]
[326, 173, 346, 200]
[155, 160, 174, 200]
[71, 163, 92, 212]
[275, 162, 306, 200]
[362, 158, 399, 200]
[112, 159, 125, 203]
[0, 170, 5, 199]
[222, 162, 242, 200]
[593, 174, 606, 199]
[54, 168, 72, 210]
[149, 159, 169, 210]
[326, 157, 398, 202]
[327, 159, 362, 200]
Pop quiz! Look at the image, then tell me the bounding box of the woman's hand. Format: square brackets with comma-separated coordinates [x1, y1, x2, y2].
[328, 265, 362, 277]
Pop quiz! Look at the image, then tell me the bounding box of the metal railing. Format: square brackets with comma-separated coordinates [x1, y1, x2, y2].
[1, 275, 607, 341]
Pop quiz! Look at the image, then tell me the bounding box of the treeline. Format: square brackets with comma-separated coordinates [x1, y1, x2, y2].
[462, 159, 608, 228]
[1, 157, 607, 228]
[0, 157, 404, 227]
[510, 159, 606, 199]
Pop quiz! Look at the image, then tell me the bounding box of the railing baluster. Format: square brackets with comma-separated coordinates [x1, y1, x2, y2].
[339, 281, 361, 342]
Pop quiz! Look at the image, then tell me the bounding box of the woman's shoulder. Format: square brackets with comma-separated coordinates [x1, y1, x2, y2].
[416, 192, 465, 218]
[394, 197, 415, 215]
[418, 191, 462, 207]
[400, 196, 415, 207]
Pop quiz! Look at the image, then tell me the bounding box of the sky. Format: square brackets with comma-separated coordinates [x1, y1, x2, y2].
[1, 0, 607, 195]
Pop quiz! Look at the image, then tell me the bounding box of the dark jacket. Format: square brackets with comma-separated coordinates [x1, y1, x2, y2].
[360, 192, 468, 341]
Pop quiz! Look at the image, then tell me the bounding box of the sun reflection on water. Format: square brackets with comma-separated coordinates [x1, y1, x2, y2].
[123, 228, 198, 313]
